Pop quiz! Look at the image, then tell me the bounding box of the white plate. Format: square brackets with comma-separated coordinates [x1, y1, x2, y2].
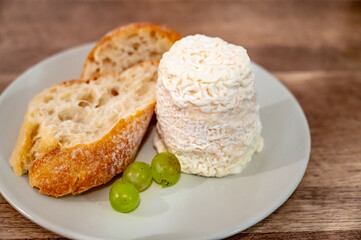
[0, 43, 310, 240]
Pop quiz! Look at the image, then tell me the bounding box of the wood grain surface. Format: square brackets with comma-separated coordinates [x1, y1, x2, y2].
[1, 0, 360, 239]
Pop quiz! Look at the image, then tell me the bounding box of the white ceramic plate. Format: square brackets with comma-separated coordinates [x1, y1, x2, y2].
[0, 43, 310, 240]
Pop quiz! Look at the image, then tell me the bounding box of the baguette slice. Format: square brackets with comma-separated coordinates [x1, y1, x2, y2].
[9, 60, 158, 196]
[81, 23, 181, 80]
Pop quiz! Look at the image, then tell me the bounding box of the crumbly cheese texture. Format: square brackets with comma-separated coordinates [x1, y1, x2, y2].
[155, 34, 263, 177]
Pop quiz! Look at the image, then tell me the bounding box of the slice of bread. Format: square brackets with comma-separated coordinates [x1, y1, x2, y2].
[9, 60, 158, 196]
[81, 23, 181, 80]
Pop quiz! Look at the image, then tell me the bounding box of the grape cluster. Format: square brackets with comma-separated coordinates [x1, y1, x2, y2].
[109, 152, 181, 213]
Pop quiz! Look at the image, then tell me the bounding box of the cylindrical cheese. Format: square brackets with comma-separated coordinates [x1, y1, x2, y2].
[155, 35, 263, 177]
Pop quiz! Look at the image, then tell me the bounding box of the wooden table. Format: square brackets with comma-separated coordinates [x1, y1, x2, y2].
[1, 0, 360, 239]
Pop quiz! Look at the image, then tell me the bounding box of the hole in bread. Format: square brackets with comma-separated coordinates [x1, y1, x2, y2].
[103, 43, 116, 52]
[78, 92, 95, 104]
[97, 95, 108, 108]
[30, 124, 39, 140]
[139, 36, 146, 43]
[111, 89, 119, 96]
[78, 101, 90, 108]
[58, 107, 86, 124]
[127, 51, 134, 56]
[127, 33, 138, 39]
[150, 51, 158, 57]
[43, 96, 53, 103]
[58, 109, 75, 121]
[58, 135, 74, 146]
[150, 30, 155, 38]
[102, 57, 116, 68]
[48, 109, 55, 115]
[132, 43, 139, 50]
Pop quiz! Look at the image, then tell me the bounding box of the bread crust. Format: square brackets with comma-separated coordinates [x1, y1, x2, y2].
[9, 118, 39, 176]
[29, 103, 155, 197]
[81, 23, 181, 79]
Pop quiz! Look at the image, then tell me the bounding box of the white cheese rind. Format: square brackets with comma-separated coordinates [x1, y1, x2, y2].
[155, 35, 263, 177]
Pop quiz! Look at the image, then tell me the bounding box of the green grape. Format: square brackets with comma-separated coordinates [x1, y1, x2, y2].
[123, 161, 152, 192]
[109, 181, 140, 213]
[151, 152, 181, 188]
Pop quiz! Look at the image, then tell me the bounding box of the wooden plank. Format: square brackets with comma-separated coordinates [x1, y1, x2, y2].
[0, 0, 360, 75]
[275, 71, 361, 191]
[231, 231, 361, 240]
[0, 194, 8, 204]
[0, 204, 62, 239]
[244, 187, 361, 233]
